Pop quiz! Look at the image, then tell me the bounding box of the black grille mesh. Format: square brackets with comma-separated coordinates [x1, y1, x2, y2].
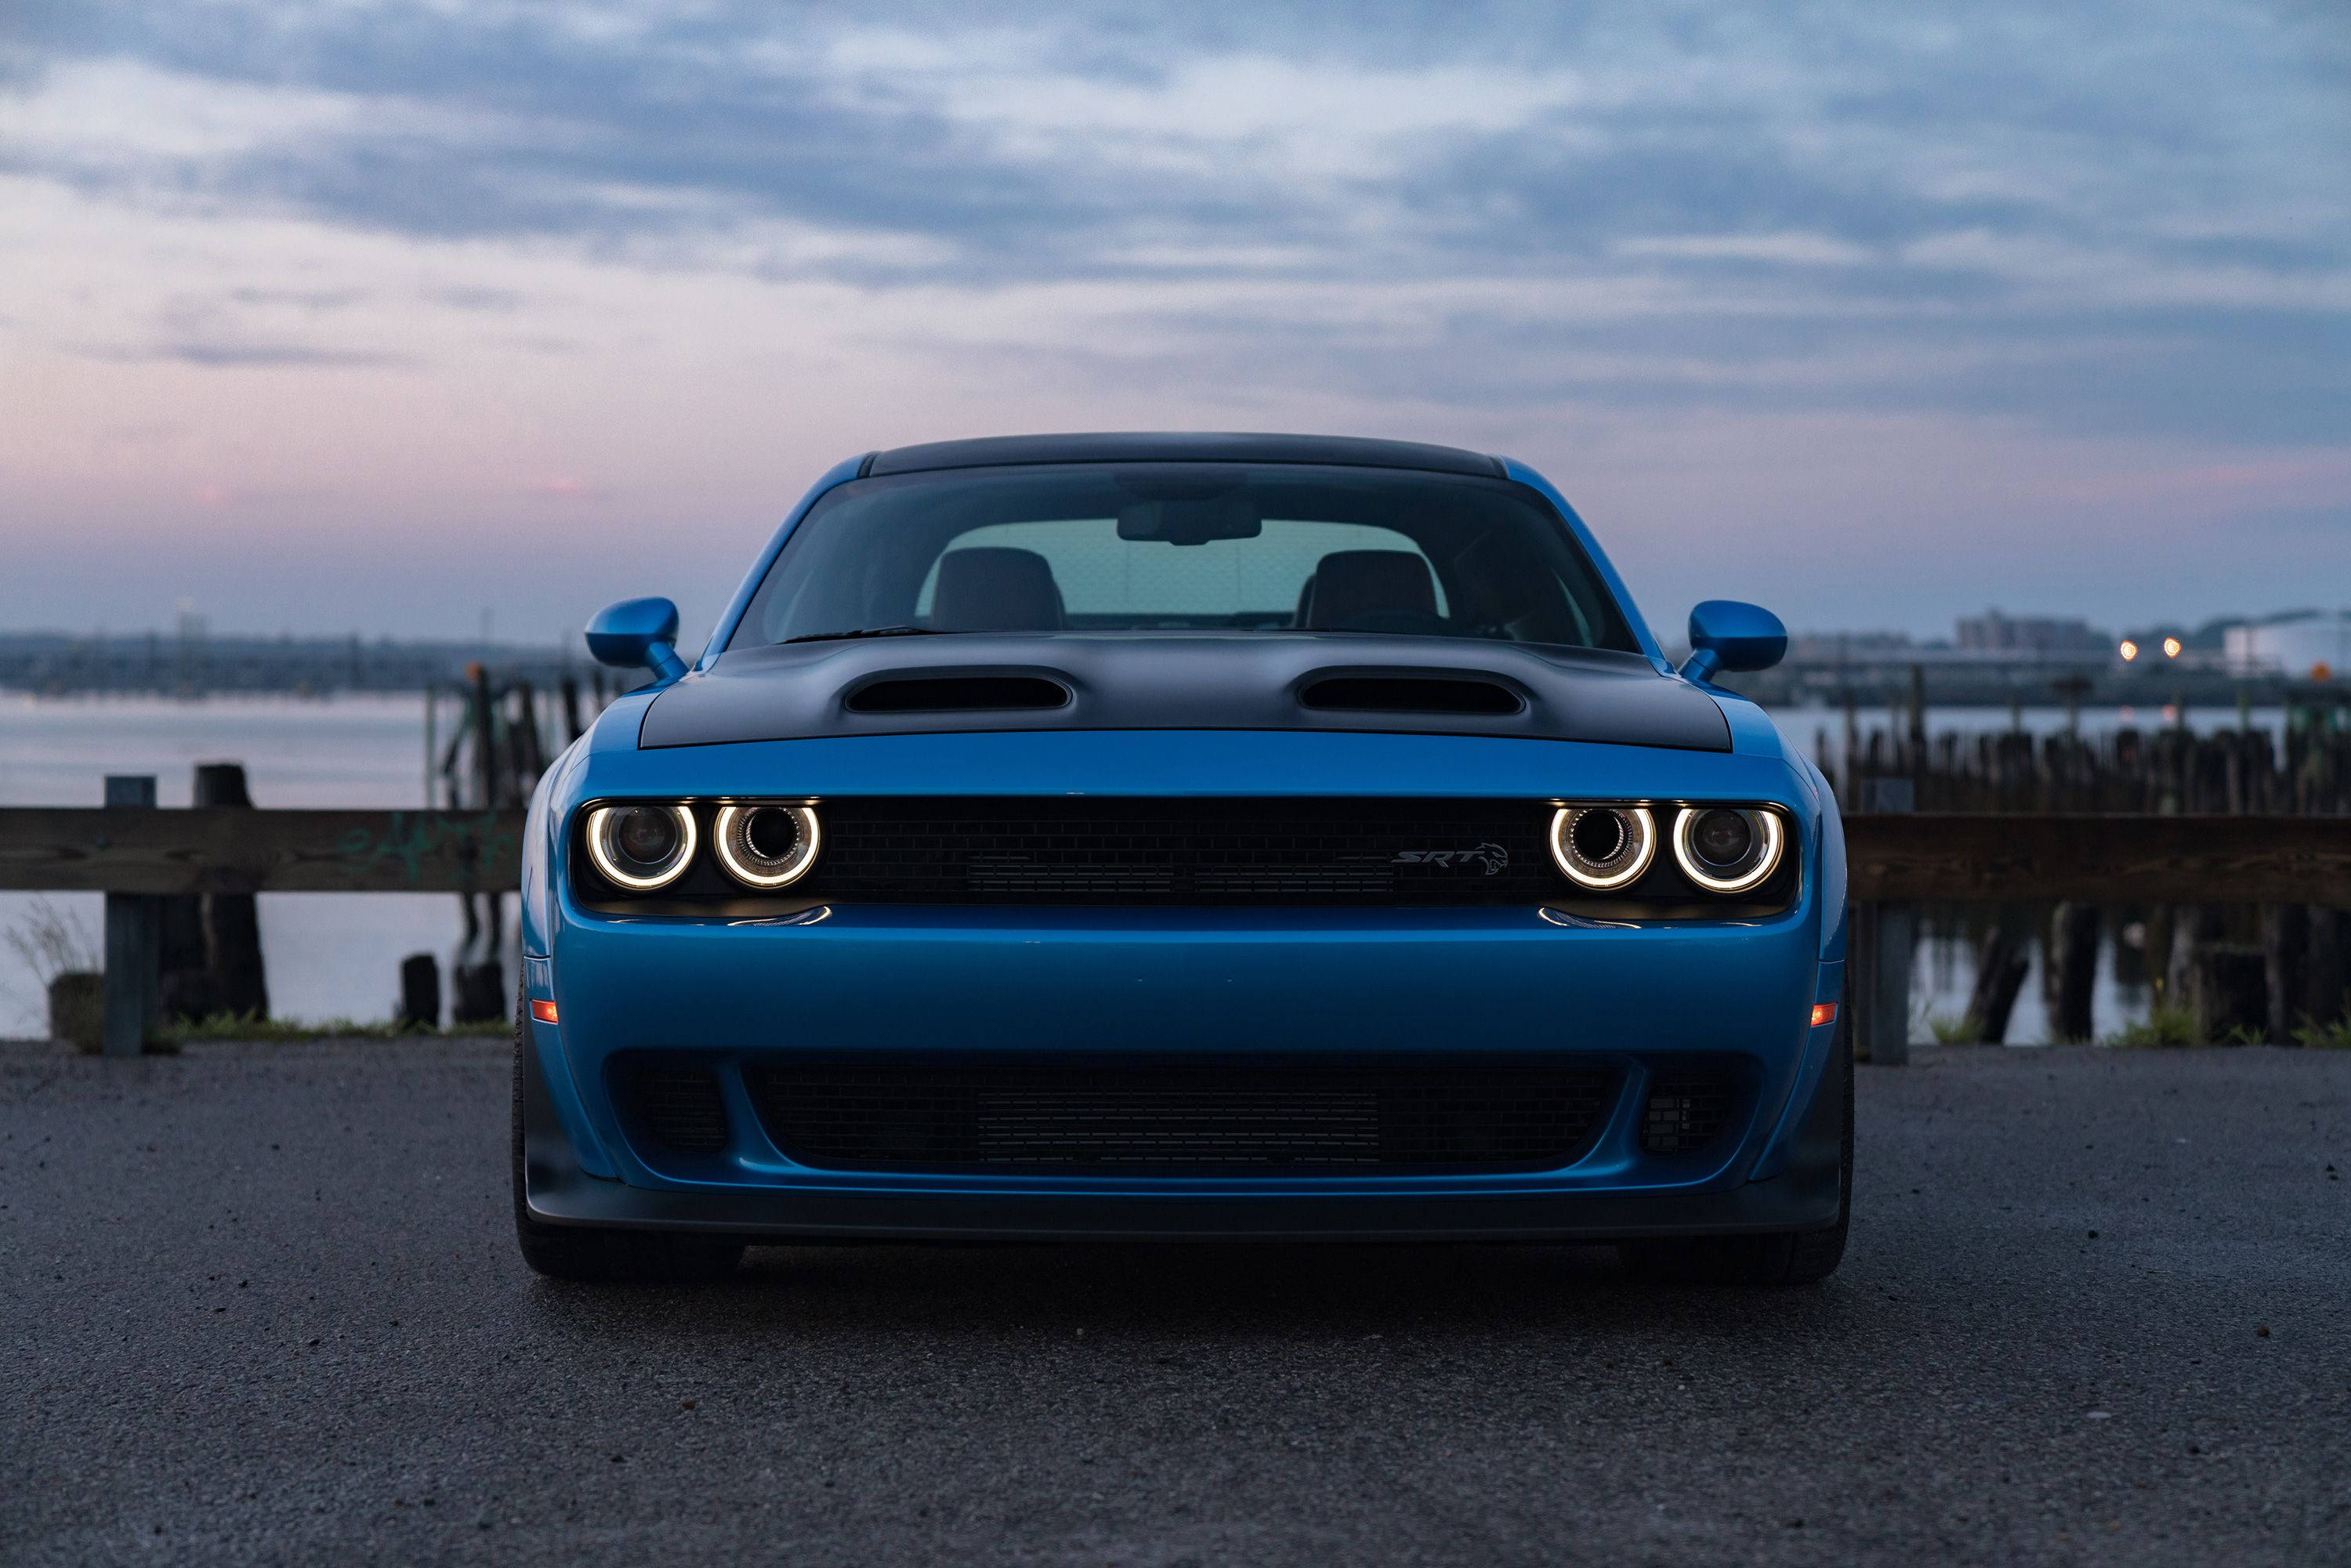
[626, 1068, 730, 1153]
[810, 798, 1555, 905]
[748, 1059, 1615, 1173]
[1641, 1070, 1734, 1153]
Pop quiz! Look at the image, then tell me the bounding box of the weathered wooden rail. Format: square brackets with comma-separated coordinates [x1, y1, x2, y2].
[9, 806, 2345, 902]
[5, 802, 2346, 1059]
[1846, 814, 2351, 904]
[0, 805, 529, 894]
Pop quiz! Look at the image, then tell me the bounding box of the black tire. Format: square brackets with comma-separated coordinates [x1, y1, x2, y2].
[1619, 1019, 1852, 1287]
[511, 995, 744, 1285]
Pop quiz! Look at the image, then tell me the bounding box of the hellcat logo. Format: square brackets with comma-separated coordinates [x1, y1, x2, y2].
[1393, 842, 1510, 875]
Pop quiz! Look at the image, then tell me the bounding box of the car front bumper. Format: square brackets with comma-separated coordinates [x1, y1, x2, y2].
[523, 902, 1846, 1242]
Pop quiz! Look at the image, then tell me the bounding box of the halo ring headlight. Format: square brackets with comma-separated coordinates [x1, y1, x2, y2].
[586, 803, 697, 891]
[1672, 807, 1784, 894]
[1549, 805, 1657, 890]
[714, 803, 821, 889]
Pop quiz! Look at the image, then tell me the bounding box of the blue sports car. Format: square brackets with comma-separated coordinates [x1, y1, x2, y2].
[514, 433, 1849, 1286]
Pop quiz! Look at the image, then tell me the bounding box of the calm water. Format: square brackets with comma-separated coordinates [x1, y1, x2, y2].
[3, 693, 2262, 1038]
[0, 693, 455, 1036]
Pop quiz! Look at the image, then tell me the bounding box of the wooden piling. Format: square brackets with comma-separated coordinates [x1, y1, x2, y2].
[2192, 947, 2269, 1042]
[2309, 907, 2349, 1037]
[194, 763, 268, 1019]
[451, 961, 505, 1025]
[2049, 902, 2101, 1042]
[397, 953, 441, 1031]
[1962, 924, 2030, 1043]
[100, 775, 159, 1057]
[1853, 777, 1916, 1063]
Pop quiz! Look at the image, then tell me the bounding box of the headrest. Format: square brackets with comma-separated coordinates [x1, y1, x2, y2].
[1302, 550, 1438, 631]
[930, 548, 1066, 632]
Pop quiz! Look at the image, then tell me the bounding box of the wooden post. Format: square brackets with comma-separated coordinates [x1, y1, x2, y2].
[2192, 947, 2268, 1041]
[194, 763, 267, 1018]
[2309, 907, 2348, 1034]
[1963, 923, 2030, 1043]
[2050, 901, 2101, 1041]
[100, 775, 159, 1057]
[451, 960, 506, 1025]
[1905, 664, 1927, 764]
[1857, 778, 1916, 1064]
[397, 953, 440, 1031]
[560, 675, 585, 744]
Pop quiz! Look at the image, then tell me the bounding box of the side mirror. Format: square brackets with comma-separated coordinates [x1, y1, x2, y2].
[1680, 599, 1787, 683]
[585, 597, 690, 684]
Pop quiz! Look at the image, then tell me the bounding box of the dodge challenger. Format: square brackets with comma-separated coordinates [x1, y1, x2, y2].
[513, 432, 1849, 1285]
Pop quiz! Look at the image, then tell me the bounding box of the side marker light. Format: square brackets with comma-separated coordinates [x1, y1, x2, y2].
[530, 999, 560, 1025]
[1810, 1002, 1837, 1028]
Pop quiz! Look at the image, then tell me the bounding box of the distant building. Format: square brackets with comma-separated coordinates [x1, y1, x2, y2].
[1787, 631, 1914, 664]
[1954, 609, 2109, 656]
[2224, 613, 2351, 679]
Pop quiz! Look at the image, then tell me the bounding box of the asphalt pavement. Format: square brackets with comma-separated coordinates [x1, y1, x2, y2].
[4, 1037, 2348, 1566]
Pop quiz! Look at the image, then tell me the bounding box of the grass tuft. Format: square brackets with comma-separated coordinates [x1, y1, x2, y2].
[2106, 1005, 2201, 1048]
[1929, 1012, 1982, 1045]
[2291, 1017, 2351, 1049]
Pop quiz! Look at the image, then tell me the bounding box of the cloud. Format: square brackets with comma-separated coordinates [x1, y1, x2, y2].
[85, 339, 412, 367]
[0, 0, 2342, 643]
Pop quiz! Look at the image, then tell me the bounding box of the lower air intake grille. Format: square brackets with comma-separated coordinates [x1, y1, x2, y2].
[748, 1059, 1615, 1174]
[626, 1068, 730, 1153]
[1642, 1071, 1734, 1153]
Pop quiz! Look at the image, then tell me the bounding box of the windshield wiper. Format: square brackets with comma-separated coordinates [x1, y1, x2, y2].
[781, 625, 940, 645]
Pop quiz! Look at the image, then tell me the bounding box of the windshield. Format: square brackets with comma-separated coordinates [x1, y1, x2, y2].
[731, 463, 1638, 652]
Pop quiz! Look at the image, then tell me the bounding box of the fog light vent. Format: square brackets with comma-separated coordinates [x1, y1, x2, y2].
[1642, 1071, 1733, 1154]
[629, 1068, 730, 1153]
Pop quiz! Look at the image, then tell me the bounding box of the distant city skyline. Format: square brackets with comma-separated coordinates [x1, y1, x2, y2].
[5, 2, 2345, 645]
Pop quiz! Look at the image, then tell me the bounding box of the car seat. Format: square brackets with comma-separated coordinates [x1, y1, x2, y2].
[930, 548, 1067, 632]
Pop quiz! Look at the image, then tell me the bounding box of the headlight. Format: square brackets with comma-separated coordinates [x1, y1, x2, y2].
[585, 803, 697, 890]
[1672, 806, 1784, 893]
[1549, 804, 1657, 890]
[714, 803, 821, 889]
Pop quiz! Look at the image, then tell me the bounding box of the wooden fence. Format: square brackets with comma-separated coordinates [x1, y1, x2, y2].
[5, 799, 2347, 1059]
[0, 805, 529, 895]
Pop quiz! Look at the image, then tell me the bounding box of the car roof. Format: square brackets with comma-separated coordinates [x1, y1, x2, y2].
[863, 431, 1505, 479]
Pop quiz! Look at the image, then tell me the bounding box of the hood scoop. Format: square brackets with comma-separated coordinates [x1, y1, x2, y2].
[846, 674, 1072, 714]
[1298, 673, 1525, 716]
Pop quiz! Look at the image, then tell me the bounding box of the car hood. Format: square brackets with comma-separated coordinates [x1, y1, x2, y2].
[636, 633, 1730, 752]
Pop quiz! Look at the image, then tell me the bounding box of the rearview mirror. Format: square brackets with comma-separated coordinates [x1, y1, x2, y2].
[1681, 599, 1787, 683]
[585, 597, 690, 683]
[1116, 496, 1263, 546]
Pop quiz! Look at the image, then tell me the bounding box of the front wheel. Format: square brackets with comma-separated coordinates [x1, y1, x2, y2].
[511, 996, 743, 1284]
[1619, 1018, 1852, 1287]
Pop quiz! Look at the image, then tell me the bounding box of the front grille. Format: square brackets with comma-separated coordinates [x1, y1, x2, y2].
[625, 1068, 730, 1153]
[1642, 1070, 1734, 1153]
[748, 1059, 1616, 1174]
[810, 798, 1556, 905]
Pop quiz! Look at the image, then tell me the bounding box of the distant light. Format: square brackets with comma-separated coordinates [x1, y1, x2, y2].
[2118, 640, 2139, 661]
[2162, 637, 2183, 658]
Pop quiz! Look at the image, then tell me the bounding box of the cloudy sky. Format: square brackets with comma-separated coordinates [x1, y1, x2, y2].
[3, 0, 2345, 646]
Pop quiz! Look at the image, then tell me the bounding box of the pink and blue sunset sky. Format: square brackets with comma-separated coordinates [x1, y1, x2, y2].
[3, 1, 2346, 646]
